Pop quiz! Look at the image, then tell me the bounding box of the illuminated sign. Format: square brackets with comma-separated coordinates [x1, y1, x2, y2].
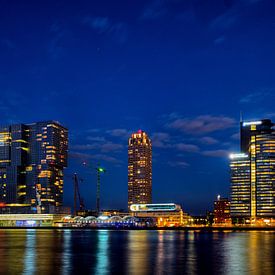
[130, 203, 177, 212]
[229, 153, 249, 159]
[242, 121, 262, 127]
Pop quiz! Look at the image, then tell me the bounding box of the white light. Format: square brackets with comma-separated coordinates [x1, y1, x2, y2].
[98, 215, 109, 220]
[229, 153, 249, 159]
[242, 121, 262, 126]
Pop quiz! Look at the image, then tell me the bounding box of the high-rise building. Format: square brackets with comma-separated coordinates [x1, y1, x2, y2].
[128, 130, 152, 209]
[230, 119, 275, 224]
[0, 121, 68, 213]
[213, 196, 231, 224]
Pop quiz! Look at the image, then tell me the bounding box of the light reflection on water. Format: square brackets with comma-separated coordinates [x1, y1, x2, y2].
[0, 229, 274, 274]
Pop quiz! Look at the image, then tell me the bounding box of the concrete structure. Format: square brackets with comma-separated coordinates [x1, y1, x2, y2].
[0, 121, 68, 213]
[128, 130, 152, 209]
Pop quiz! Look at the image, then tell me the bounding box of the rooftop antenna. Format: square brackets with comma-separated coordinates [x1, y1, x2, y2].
[240, 111, 243, 123]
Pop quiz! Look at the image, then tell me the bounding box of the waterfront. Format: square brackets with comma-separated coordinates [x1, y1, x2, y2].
[0, 230, 274, 274]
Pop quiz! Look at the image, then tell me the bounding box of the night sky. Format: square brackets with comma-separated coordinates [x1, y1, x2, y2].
[1, 0, 275, 214]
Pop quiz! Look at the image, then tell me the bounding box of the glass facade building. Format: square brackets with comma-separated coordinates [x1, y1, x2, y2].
[230, 119, 275, 223]
[0, 121, 68, 213]
[128, 130, 152, 209]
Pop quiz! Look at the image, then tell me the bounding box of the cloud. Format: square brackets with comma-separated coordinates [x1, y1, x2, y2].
[83, 16, 111, 32]
[168, 161, 189, 168]
[199, 136, 219, 145]
[152, 132, 171, 148]
[107, 128, 132, 138]
[140, 0, 168, 20]
[239, 89, 273, 103]
[48, 22, 67, 59]
[202, 149, 230, 158]
[167, 115, 235, 134]
[82, 16, 129, 44]
[214, 35, 226, 45]
[71, 142, 123, 153]
[210, 11, 237, 31]
[70, 151, 122, 164]
[231, 132, 240, 140]
[87, 136, 106, 142]
[176, 143, 200, 153]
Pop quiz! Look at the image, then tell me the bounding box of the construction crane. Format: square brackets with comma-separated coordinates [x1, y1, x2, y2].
[73, 173, 85, 216]
[83, 162, 106, 214]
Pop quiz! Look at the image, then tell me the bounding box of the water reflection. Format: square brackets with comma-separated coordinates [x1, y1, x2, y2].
[23, 229, 36, 275]
[0, 229, 274, 274]
[127, 231, 150, 274]
[95, 230, 110, 275]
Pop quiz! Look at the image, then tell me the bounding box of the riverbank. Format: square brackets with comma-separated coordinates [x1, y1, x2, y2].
[0, 226, 275, 231]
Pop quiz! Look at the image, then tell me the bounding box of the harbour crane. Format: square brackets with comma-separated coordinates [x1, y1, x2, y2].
[83, 162, 106, 215]
[72, 173, 85, 216]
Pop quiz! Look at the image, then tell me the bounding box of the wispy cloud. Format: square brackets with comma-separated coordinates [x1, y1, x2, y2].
[152, 132, 171, 148]
[140, 0, 168, 20]
[82, 16, 129, 44]
[199, 136, 219, 145]
[70, 151, 122, 164]
[167, 115, 235, 135]
[106, 128, 132, 138]
[231, 132, 240, 140]
[71, 142, 123, 153]
[239, 89, 273, 103]
[202, 149, 230, 158]
[168, 160, 189, 168]
[176, 143, 200, 153]
[47, 22, 67, 59]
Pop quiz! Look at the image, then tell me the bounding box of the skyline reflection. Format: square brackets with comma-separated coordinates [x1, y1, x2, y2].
[0, 229, 273, 274]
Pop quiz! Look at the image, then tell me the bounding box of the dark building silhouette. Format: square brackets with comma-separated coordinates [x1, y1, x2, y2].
[0, 121, 68, 213]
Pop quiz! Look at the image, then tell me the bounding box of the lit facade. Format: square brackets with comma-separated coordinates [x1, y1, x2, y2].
[0, 121, 68, 213]
[130, 203, 190, 227]
[213, 196, 231, 225]
[230, 119, 275, 223]
[128, 130, 152, 209]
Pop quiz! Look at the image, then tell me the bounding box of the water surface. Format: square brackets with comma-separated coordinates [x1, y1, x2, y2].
[0, 229, 274, 274]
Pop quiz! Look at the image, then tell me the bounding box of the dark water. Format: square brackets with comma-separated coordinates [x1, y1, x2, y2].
[0, 229, 274, 274]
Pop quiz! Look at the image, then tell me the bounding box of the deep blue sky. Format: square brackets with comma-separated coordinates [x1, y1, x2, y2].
[1, 0, 275, 214]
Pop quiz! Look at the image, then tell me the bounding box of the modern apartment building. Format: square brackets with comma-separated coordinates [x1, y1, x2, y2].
[0, 121, 68, 213]
[128, 130, 152, 209]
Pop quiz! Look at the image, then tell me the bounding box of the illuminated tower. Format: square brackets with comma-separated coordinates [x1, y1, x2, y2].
[0, 121, 68, 213]
[230, 119, 275, 224]
[128, 130, 152, 209]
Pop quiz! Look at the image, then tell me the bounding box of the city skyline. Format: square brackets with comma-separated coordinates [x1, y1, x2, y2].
[1, 0, 275, 214]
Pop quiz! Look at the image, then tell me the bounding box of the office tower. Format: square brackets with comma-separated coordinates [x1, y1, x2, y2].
[128, 130, 152, 209]
[213, 196, 231, 224]
[0, 121, 68, 213]
[230, 153, 251, 220]
[230, 119, 275, 224]
[240, 119, 273, 153]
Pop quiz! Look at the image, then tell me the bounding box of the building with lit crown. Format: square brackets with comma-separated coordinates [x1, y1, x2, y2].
[0, 121, 68, 213]
[128, 130, 152, 209]
[230, 119, 275, 225]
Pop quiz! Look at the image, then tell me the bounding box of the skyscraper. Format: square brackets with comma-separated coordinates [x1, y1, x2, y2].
[230, 119, 275, 224]
[128, 130, 152, 209]
[0, 121, 68, 213]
